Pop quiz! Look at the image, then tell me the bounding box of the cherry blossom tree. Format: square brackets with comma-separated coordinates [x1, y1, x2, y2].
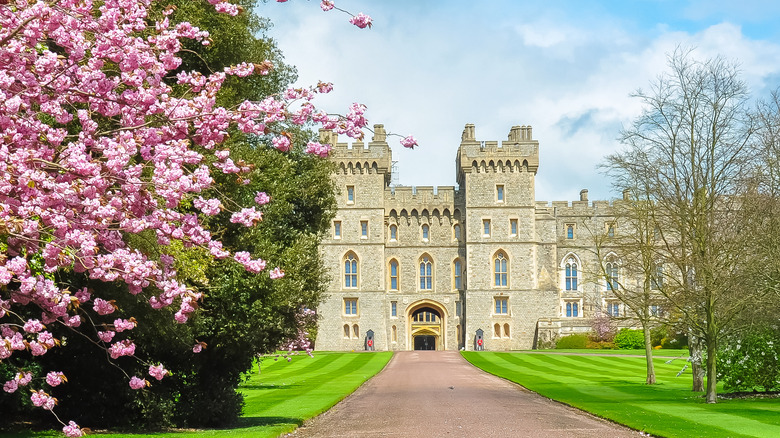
[0, 0, 414, 435]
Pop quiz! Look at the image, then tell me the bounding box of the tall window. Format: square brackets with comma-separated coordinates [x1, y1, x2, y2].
[483, 219, 491, 236]
[343, 324, 350, 338]
[456, 301, 462, 317]
[389, 224, 397, 241]
[606, 259, 619, 290]
[392, 325, 397, 343]
[565, 257, 578, 291]
[503, 323, 510, 338]
[496, 185, 505, 202]
[344, 298, 358, 315]
[495, 297, 508, 314]
[566, 224, 575, 239]
[494, 251, 508, 287]
[389, 259, 399, 290]
[334, 221, 341, 239]
[346, 185, 354, 203]
[453, 224, 461, 240]
[607, 222, 615, 237]
[566, 301, 579, 317]
[419, 255, 433, 290]
[651, 264, 663, 289]
[352, 324, 359, 337]
[510, 219, 518, 236]
[360, 221, 368, 238]
[454, 259, 462, 289]
[422, 224, 429, 241]
[391, 301, 397, 317]
[344, 253, 358, 288]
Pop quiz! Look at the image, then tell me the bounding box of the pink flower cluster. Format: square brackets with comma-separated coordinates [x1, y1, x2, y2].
[349, 13, 373, 29]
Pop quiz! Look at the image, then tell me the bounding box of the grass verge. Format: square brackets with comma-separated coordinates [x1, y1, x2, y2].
[462, 351, 780, 438]
[3, 351, 392, 438]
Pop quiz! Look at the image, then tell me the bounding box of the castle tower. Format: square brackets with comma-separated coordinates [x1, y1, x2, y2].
[316, 125, 393, 351]
[457, 124, 558, 350]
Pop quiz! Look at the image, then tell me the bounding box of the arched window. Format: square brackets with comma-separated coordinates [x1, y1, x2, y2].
[389, 224, 397, 241]
[344, 253, 358, 288]
[352, 324, 359, 338]
[453, 224, 461, 240]
[392, 325, 397, 343]
[343, 324, 350, 338]
[494, 251, 508, 287]
[494, 323, 501, 338]
[422, 224, 429, 241]
[389, 259, 399, 290]
[503, 323, 510, 338]
[453, 259, 462, 290]
[419, 255, 433, 290]
[565, 257, 578, 290]
[606, 258, 619, 290]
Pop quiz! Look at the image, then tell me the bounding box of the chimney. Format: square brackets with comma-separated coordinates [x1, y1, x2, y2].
[579, 189, 589, 202]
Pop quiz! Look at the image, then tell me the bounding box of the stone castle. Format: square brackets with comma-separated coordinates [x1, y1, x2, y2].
[315, 123, 622, 351]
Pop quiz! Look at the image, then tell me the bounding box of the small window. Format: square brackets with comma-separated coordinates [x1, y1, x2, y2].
[607, 222, 615, 237]
[360, 220, 368, 238]
[483, 219, 491, 237]
[389, 224, 397, 241]
[494, 323, 501, 338]
[392, 325, 397, 343]
[503, 323, 510, 338]
[510, 219, 518, 236]
[334, 221, 341, 239]
[343, 324, 350, 338]
[453, 259, 462, 289]
[352, 324, 359, 338]
[422, 224, 429, 241]
[566, 223, 575, 239]
[651, 264, 663, 290]
[453, 224, 461, 240]
[391, 301, 397, 317]
[389, 260, 399, 290]
[607, 302, 620, 317]
[565, 301, 579, 317]
[456, 301, 462, 317]
[346, 186, 355, 204]
[496, 185, 504, 202]
[344, 298, 358, 315]
[494, 297, 508, 315]
[650, 304, 661, 317]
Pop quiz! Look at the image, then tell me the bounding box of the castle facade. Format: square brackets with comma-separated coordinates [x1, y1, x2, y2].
[315, 124, 621, 351]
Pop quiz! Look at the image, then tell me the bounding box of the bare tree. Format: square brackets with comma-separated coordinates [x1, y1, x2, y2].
[604, 48, 758, 403]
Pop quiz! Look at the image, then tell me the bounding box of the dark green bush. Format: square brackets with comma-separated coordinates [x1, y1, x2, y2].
[614, 329, 645, 349]
[556, 334, 589, 349]
[717, 327, 780, 392]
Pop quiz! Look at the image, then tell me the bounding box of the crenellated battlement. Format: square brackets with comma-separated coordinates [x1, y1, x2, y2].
[323, 125, 393, 181]
[456, 124, 540, 186]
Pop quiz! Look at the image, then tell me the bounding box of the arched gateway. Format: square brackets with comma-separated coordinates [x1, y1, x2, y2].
[407, 300, 447, 351]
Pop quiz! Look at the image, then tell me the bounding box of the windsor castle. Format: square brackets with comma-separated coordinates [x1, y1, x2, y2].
[315, 123, 625, 351]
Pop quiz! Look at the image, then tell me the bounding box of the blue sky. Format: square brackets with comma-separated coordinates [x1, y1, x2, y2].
[260, 1, 780, 202]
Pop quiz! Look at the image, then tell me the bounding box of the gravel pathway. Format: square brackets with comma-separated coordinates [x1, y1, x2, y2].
[289, 351, 642, 437]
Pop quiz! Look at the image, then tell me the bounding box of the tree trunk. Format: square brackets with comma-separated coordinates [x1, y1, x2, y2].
[690, 339, 704, 392]
[644, 325, 656, 384]
[705, 337, 718, 403]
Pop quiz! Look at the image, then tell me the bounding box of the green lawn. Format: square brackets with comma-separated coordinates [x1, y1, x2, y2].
[462, 351, 780, 438]
[2, 351, 392, 438]
[531, 348, 689, 357]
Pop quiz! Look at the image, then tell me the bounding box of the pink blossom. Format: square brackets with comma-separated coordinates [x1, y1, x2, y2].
[270, 267, 285, 279]
[272, 135, 291, 152]
[148, 364, 168, 380]
[255, 192, 271, 206]
[400, 135, 418, 149]
[108, 340, 136, 359]
[114, 318, 136, 332]
[23, 319, 45, 334]
[230, 207, 263, 226]
[349, 13, 373, 29]
[30, 390, 56, 410]
[46, 372, 66, 387]
[193, 342, 205, 353]
[194, 196, 222, 215]
[98, 331, 116, 343]
[93, 298, 116, 315]
[17, 372, 33, 386]
[62, 421, 83, 438]
[3, 380, 18, 393]
[305, 141, 332, 158]
[129, 376, 147, 390]
[321, 1, 335, 11]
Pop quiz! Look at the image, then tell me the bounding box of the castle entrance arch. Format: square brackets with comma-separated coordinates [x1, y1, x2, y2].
[407, 300, 447, 351]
